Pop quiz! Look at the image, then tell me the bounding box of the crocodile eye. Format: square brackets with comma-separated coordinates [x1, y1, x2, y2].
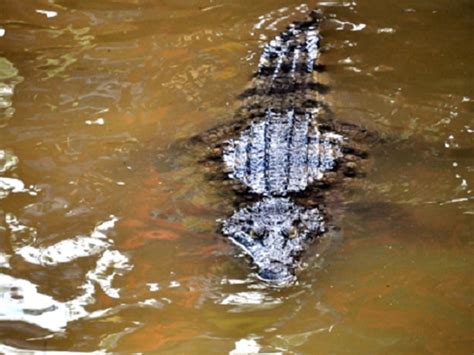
[289, 227, 298, 239]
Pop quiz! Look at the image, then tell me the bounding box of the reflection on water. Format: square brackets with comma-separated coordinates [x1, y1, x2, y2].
[0, 57, 23, 128]
[0, 0, 472, 353]
[16, 216, 119, 266]
[1, 273, 74, 332]
[1, 216, 135, 332]
[0, 149, 18, 174]
[220, 291, 282, 308]
[0, 150, 19, 201]
[0, 179, 38, 200]
[230, 339, 266, 355]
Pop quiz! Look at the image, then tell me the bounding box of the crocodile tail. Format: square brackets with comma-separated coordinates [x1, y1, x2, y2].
[237, 9, 327, 105]
[255, 9, 323, 78]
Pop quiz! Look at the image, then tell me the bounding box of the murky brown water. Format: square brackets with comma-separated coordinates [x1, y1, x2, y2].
[0, 0, 473, 353]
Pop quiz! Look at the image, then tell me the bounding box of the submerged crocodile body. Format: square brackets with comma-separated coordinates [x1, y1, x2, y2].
[195, 10, 370, 285]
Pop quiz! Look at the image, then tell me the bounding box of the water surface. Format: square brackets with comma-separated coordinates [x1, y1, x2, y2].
[0, 0, 472, 353]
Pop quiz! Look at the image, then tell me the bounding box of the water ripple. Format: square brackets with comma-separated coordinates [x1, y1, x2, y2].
[0, 57, 23, 127]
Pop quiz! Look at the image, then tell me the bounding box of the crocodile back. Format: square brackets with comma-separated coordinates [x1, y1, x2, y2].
[222, 11, 343, 196]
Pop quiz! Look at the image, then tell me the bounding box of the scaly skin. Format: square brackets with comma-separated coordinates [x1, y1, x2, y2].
[193, 10, 372, 285]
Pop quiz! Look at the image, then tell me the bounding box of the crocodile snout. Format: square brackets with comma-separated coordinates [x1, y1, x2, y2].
[222, 197, 323, 285]
[257, 263, 295, 285]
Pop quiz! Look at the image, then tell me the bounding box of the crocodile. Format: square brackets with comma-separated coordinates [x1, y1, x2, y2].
[193, 10, 372, 285]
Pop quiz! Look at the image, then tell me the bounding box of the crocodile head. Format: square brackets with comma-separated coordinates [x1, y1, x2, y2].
[221, 197, 324, 285]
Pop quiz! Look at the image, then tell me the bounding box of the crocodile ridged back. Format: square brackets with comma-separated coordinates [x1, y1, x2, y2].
[222, 13, 343, 196]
